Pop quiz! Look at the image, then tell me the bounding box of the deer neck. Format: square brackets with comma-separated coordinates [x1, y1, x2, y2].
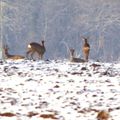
[5, 50, 13, 58]
[84, 39, 88, 44]
[42, 43, 44, 47]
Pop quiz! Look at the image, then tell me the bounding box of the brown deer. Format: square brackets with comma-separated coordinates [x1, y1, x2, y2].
[97, 110, 110, 120]
[69, 48, 85, 63]
[82, 37, 90, 62]
[26, 40, 46, 60]
[4, 46, 25, 60]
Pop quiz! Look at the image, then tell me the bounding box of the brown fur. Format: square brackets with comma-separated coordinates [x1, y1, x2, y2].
[83, 38, 90, 62]
[4, 47, 25, 60]
[69, 48, 85, 63]
[97, 110, 110, 120]
[26, 40, 46, 60]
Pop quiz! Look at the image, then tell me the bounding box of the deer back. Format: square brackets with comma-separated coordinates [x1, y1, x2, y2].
[29, 42, 45, 53]
[69, 48, 85, 63]
[3, 46, 25, 60]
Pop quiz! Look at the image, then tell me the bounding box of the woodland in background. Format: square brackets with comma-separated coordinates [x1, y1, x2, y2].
[1, 0, 120, 62]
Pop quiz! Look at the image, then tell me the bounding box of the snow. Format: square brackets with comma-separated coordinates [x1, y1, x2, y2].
[0, 59, 120, 120]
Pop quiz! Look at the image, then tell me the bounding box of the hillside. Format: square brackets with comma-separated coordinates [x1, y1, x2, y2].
[0, 59, 120, 120]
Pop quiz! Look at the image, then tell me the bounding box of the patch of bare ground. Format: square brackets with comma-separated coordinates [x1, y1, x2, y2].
[0, 112, 16, 117]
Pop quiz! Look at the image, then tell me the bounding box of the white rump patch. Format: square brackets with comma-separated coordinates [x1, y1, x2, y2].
[28, 44, 31, 48]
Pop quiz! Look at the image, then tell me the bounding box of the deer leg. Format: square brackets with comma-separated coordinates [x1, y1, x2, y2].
[26, 51, 31, 59]
[85, 52, 89, 62]
[85, 55, 88, 62]
[30, 51, 35, 60]
[39, 54, 42, 60]
[37, 53, 42, 60]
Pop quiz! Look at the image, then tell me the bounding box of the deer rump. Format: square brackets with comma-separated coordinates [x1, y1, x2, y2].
[27, 42, 45, 59]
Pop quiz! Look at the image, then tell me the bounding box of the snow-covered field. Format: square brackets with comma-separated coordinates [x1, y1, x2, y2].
[0, 59, 120, 120]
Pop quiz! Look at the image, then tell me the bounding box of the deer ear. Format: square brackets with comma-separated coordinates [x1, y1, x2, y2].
[69, 48, 74, 51]
[81, 36, 89, 40]
[81, 36, 86, 40]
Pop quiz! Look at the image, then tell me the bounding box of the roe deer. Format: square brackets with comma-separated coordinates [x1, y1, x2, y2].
[97, 110, 110, 120]
[4, 46, 25, 60]
[69, 48, 85, 63]
[82, 37, 90, 62]
[26, 40, 45, 60]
